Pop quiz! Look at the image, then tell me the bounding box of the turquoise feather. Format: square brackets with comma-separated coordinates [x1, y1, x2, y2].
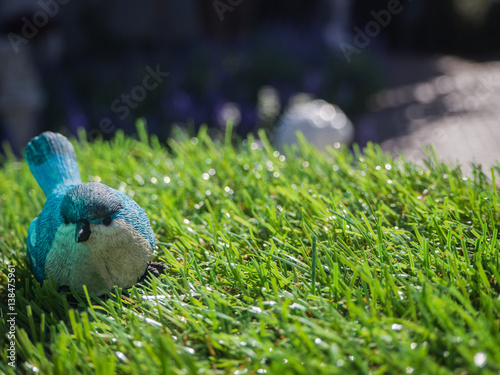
[25, 132, 82, 197]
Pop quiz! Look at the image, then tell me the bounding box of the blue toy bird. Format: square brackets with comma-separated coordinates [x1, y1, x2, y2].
[25, 132, 166, 294]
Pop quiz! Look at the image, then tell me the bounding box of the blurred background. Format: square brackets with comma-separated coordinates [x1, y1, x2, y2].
[1, 0, 500, 171]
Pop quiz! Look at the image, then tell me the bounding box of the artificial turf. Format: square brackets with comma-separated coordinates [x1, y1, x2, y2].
[1, 123, 499, 374]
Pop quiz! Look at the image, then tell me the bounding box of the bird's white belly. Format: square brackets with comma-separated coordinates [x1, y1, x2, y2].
[44, 218, 153, 294]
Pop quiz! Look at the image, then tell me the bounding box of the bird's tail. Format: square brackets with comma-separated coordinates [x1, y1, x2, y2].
[25, 132, 82, 196]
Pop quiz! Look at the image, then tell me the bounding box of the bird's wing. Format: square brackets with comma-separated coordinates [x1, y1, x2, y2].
[27, 217, 46, 281]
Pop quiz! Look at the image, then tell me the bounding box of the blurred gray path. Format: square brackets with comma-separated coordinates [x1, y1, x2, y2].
[363, 55, 500, 174]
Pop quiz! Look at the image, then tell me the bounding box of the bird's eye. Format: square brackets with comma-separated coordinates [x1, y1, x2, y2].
[63, 218, 69, 225]
[103, 216, 112, 226]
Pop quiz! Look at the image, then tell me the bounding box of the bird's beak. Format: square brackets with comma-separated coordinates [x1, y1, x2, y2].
[76, 219, 91, 243]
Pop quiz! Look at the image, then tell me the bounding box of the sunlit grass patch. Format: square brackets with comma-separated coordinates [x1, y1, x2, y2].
[1, 123, 499, 374]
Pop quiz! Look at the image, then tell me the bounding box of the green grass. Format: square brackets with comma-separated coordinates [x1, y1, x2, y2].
[1, 123, 500, 374]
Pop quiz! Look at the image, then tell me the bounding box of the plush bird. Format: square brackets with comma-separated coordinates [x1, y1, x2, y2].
[25, 132, 166, 294]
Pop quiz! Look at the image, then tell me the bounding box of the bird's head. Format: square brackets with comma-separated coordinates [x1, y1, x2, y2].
[60, 182, 124, 243]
